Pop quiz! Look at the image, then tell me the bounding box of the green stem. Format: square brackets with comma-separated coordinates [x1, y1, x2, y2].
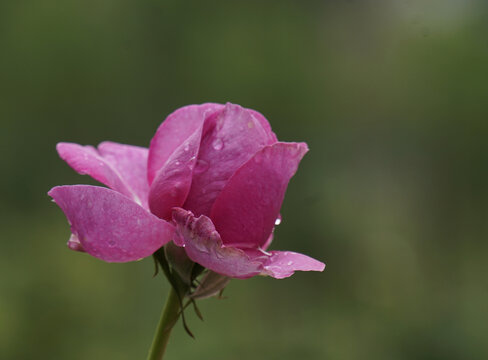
[146, 287, 181, 360]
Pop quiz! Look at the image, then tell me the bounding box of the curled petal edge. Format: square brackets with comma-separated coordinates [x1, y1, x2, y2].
[172, 208, 325, 279]
[172, 208, 263, 279]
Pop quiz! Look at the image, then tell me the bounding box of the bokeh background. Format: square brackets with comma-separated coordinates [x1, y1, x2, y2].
[1, 0, 487, 359]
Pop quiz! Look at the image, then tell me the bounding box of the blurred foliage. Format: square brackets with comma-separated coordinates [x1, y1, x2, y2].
[1, 0, 488, 359]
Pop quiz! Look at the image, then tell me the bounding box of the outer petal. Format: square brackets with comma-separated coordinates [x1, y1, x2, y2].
[259, 251, 325, 279]
[183, 103, 277, 216]
[56, 142, 149, 208]
[148, 126, 203, 220]
[147, 103, 224, 185]
[172, 208, 264, 279]
[210, 142, 308, 248]
[48, 185, 174, 262]
[172, 209, 324, 280]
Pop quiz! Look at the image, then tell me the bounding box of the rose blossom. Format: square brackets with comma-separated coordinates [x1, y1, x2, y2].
[49, 103, 324, 279]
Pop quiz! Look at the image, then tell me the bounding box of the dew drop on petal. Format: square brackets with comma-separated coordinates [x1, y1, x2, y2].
[68, 234, 84, 252]
[274, 217, 282, 226]
[287, 261, 293, 266]
[212, 138, 224, 151]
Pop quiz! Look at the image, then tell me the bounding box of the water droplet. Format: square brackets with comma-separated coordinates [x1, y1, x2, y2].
[174, 160, 181, 166]
[194, 159, 209, 174]
[68, 234, 84, 251]
[247, 121, 254, 129]
[287, 261, 293, 266]
[212, 138, 224, 151]
[274, 217, 282, 226]
[184, 144, 190, 152]
[108, 240, 116, 248]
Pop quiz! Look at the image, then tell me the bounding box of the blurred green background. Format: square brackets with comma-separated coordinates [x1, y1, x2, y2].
[1, 0, 487, 359]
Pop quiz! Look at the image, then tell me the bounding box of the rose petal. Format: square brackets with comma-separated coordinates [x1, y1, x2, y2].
[247, 109, 278, 144]
[147, 103, 224, 185]
[56, 142, 149, 208]
[183, 103, 277, 216]
[210, 142, 308, 248]
[48, 185, 174, 262]
[97, 141, 150, 205]
[172, 208, 264, 279]
[148, 126, 203, 220]
[260, 251, 325, 279]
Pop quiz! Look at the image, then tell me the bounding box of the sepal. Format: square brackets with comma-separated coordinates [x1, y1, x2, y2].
[190, 271, 231, 300]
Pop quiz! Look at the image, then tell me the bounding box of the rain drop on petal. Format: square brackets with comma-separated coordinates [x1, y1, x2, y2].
[212, 138, 224, 151]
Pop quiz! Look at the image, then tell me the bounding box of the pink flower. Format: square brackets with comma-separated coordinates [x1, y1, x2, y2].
[49, 103, 325, 279]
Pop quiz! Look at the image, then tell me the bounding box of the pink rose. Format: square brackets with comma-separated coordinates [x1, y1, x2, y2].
[49, 103, 324, 279]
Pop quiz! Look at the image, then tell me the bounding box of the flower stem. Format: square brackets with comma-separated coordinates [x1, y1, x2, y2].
[147, 287, 181, 360]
